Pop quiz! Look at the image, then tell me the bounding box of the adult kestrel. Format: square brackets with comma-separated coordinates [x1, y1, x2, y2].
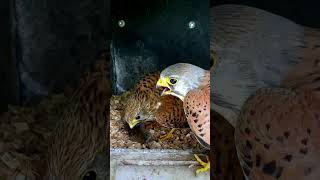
[156, 63, 210, 174]
[123, 72, 187, 141]
[210, 4, 320, 180]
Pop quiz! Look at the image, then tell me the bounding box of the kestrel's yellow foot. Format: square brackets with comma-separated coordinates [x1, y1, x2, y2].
[159, 128, 176, 141]
[194, 154, 210, 175]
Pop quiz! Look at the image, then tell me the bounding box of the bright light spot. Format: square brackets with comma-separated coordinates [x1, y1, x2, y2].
[118, 20, 125, 27]
[188, 21, 196, 29]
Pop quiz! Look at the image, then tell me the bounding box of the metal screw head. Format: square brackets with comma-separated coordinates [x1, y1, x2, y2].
[118, 20, 125, 27]
[188, 21, 195, 29]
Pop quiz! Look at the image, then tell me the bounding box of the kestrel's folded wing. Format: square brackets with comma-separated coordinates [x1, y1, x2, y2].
[184, 83, 210, 149]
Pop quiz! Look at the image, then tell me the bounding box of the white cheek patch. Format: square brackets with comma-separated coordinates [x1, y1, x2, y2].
[175, 81, 194, 98]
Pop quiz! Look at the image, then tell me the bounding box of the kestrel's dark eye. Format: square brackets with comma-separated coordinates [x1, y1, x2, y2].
[169, 78, 177, 84]
[83, 171, 96, 180]
[135, 115, 140, 120]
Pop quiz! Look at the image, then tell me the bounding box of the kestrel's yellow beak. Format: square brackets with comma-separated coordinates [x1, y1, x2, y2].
[128, 119, 140, 129]
[156, 77, 172, 96]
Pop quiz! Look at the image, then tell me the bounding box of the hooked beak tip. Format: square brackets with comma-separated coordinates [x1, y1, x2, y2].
[128, 120, 139, 129]
[128, 123, 135, 129]
[156, 80, 163, 89]
[157, 78, 171, 96]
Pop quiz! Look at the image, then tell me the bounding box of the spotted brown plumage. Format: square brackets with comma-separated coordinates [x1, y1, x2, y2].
[184, 72, 210, 149]
[46, 52, 110, 179]
[235, 58, 320, 179]
[123, 72, 187, 132]
[235, 89, 320, 179]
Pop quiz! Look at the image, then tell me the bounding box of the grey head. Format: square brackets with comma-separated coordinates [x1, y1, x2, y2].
[158, 63, 208, 101]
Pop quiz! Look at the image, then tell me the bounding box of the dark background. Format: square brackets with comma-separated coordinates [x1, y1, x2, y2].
[111, 0, 209, 67]
[110, 0, 210, 94]
[0, 0, 19, 112]
[0, 0, 110, 113]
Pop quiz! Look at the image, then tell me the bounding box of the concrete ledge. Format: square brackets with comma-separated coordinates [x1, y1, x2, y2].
[110, 148, 209, 180]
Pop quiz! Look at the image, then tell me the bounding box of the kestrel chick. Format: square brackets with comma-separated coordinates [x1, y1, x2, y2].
[156, 63, 210, 174]
[123, 72, 187, 140]
[46, 52, 110, 179]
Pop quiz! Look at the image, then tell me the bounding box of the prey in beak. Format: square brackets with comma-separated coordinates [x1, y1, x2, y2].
[156, 77, 172, 96]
